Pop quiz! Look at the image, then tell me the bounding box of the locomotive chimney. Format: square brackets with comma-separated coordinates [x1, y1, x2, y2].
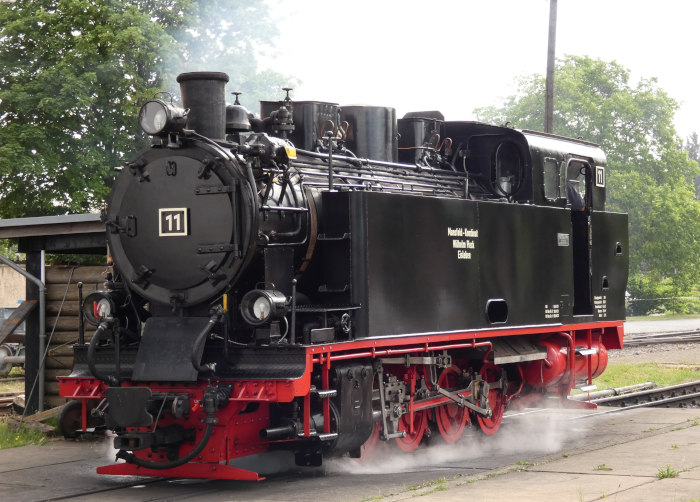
[176, 71, 229, 140]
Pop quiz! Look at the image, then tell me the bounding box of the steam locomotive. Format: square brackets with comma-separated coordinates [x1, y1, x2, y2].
[59, 71, 628, 480]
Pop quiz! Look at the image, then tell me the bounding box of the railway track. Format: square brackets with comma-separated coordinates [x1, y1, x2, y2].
[582, 379, 700, 410]
[0, 377, 23, 383]
[624, 329, 700, 347]
[0, 391, 22, 409]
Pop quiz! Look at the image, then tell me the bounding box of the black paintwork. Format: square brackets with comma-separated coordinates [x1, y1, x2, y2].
[328, 361, 374, 455]
[132, 317, 210, 382]
[317, 190, 627, 338]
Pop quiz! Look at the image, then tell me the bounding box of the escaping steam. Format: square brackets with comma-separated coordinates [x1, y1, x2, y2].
[325, 409, 588, 476]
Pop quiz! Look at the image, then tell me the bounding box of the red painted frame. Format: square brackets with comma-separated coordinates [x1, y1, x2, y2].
[58, 320, 624, 480]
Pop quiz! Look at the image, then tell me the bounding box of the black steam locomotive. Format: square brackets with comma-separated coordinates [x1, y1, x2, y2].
[59, 71, 628, 480]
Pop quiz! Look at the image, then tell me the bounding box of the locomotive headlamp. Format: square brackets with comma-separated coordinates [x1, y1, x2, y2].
[138, 99, 187, 136]
[240, 289, 288, 325]
[82, 291, 116, 326]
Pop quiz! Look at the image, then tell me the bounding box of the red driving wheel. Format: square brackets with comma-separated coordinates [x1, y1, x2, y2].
[395, 409, 428, 452]
[357, 421, 381, 460]
[435, 365, 469, 443]
[476, 363, 505, 435]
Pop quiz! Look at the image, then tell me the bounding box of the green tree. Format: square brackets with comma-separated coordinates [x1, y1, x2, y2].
[0, 0, 180, 218]
[165, 0, 296, 110]
[475, 56, 700, 297]
[0, 0, 291, 219]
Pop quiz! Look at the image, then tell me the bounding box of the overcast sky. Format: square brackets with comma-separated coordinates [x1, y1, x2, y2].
[262, 0, 699, 139]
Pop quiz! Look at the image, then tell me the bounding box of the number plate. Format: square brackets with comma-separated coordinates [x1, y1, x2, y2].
[595, 166, 606, 187]
[159, 208, 188, 236]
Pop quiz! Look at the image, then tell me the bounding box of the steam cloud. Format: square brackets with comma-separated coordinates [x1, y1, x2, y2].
[325, 409, 588, 476]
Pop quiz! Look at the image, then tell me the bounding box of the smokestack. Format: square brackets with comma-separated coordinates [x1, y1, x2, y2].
[176, 71, 229, 140]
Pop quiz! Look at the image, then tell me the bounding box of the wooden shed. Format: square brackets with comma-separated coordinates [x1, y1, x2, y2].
[0, 214, 106, 413]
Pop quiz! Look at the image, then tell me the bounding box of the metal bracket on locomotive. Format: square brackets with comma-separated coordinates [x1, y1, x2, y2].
[378, 351, 452, 368]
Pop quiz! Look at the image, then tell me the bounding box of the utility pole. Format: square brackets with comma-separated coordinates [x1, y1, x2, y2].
[545, 0, 557, 133]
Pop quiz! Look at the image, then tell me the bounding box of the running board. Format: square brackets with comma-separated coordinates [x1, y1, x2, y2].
[492, 338, 547, 365]
[97, 461, 264, 481]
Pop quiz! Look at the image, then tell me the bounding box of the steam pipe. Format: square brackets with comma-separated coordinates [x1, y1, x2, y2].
[290, 279, 297, 345]
[117, 421, 214, 469]
[560, 331, 576, 391]
[87, 323, 119, 387]
[326, 133, 334, 190]
[260, 423, 296, 440]
[3, 356, 25, 365]
[0, 253, 45, 411]
[77, 282, 85, 345]
[191, 314, 219, 374]
[296, 148, 459, 174]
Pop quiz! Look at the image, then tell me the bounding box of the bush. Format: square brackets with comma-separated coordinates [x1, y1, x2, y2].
[626, 275, 700, 316]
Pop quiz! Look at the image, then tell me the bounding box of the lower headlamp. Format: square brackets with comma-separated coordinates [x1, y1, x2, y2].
[83, 291, 116, 326]
[240, 289, 288, 325]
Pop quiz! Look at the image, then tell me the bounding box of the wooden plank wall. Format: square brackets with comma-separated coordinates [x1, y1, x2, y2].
[43, 265, 111, 408]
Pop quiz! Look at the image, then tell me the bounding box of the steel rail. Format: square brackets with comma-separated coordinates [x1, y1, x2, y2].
[574, 380, 700, 414]
[624, 330, 700, 347]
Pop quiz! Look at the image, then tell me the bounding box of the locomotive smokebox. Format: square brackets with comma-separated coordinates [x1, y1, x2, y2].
[177, 71, 229, 140]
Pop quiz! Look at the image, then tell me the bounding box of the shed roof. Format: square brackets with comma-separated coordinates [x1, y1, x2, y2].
[0, 214, 106, 253]
[0, 213, 103, 239]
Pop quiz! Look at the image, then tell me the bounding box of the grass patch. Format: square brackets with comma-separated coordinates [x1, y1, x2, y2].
[592, 362, 700, 390]
[456, 478, 479, 486]
[0, 421, 48, 449]
[408, 477, 450, 497]
[594, 463, 613, 471]
[412, 485, 449, 497]
[408, 477, 447, 491]
[0, 367, 25, 393]
[0, 379, 23, 394]
[517, 460, 533, 466]
[454, 466, 525, 488]
[657, 465, 679, 479]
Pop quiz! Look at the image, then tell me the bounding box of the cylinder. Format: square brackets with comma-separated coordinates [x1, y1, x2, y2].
[522, 339, 567, 387]
[522, 339, 609, 388]
[177, 72, 229, 140]
[340, 106, 397, 162]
